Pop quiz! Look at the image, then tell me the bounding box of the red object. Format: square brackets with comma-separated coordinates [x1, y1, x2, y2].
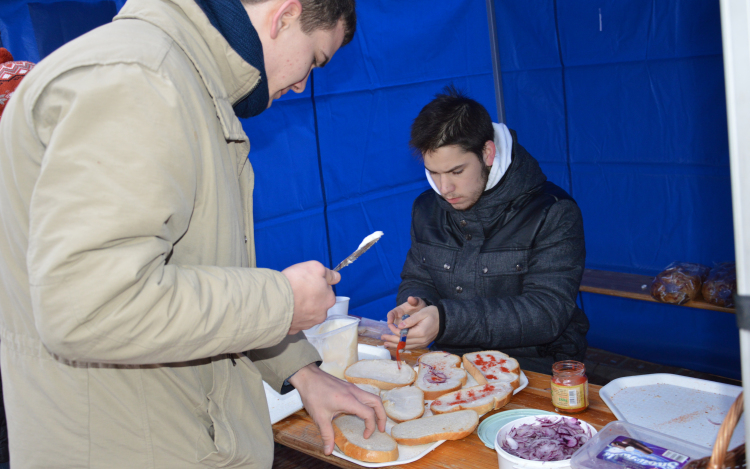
[395, 342, 404, 369]
[0, 48, 35, 119]
[550, 360, 588, 413]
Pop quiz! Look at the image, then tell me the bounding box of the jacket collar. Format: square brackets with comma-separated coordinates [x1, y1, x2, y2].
[115, 0, 261, 140]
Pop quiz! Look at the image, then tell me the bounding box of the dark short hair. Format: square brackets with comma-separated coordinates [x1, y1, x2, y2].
[242, 0, 357, 46]
[409, 84, 494, 160]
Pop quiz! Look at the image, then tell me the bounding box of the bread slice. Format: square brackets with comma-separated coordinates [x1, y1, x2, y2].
[354, 383, 381, 395]
[391, 409, 479, 446]
[380, 386, 425, 423]
[332, 414, 399, 463]
[430, 382, 513, 415]
[414, 351, 467, 400]
[344, 359, 416, 390]
[462, 351, 520, 390]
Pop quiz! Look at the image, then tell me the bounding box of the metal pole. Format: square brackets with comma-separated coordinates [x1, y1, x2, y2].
[718, 0, 750, 460]
[485, 0, 506, 124]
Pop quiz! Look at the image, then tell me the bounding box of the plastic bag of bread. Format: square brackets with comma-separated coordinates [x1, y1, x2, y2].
[650, 262, 710, 305]
[702, 263, 736, 307]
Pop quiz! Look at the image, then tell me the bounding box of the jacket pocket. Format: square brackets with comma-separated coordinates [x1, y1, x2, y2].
[416, 242, 457, 294]
[478, 250, 529, 297]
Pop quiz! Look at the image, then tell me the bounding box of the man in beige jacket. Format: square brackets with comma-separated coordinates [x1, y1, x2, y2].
[0, 0, 385, 467]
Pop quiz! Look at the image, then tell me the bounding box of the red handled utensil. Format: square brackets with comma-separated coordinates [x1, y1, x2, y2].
[395, 314, 410, 370]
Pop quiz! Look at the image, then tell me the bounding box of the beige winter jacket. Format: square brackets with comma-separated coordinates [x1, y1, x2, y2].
[0, 0, 321, 467]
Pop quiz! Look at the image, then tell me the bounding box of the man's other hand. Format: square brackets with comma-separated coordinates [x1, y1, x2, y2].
[282, 261, 341, 335]
[381, 297, 439, 350]
[289, 364, 387, 455]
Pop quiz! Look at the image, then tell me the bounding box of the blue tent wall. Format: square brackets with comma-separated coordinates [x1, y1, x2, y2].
[0, 0, 740, 379]
[493, 0, 739, 379]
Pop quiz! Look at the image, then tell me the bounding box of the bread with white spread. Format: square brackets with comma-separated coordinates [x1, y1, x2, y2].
[380, 386, 425, 422]
[391, 409, 478, 446]
[332, 414, 399, 462]
[344, 359, 416, 390]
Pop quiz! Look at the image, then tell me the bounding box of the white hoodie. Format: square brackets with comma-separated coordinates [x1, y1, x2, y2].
[426, 122, 513, 195]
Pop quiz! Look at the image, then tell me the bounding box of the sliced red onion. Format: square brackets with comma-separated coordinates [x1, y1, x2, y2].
[501, 416, 593, 461]
[421, 362, 448, 384]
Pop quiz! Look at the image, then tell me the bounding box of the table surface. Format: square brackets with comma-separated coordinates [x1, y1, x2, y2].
[272, 337, 617, 469]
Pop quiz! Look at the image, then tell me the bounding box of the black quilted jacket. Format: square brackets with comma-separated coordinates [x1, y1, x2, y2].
[397, 131, 589, 361]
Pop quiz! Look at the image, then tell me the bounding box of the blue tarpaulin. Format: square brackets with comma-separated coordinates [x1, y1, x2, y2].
[0, 0, 738, 379]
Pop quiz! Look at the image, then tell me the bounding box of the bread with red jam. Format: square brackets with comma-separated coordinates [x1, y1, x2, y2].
[462, 351, 520, 390]
[429, 382, 513, 415]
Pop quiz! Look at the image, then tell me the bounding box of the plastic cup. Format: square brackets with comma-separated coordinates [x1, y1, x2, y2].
[326, 296, 350, 317]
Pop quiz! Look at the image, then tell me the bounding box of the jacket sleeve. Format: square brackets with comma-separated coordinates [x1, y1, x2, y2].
[436, 199, 585, 350]
[26, 63, 295, 365]
[396, 214, 443, 308]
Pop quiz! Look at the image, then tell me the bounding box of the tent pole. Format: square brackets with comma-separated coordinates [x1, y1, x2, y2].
[718, 0, 750, 459]
[485, 0, 505, 124]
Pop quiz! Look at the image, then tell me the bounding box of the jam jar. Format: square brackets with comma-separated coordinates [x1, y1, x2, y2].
[550, 360, 588, 413]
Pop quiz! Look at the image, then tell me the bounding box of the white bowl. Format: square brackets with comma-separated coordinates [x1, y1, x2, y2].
[494, 414, 598, 469]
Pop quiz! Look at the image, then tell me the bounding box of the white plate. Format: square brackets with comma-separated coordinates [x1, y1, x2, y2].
[332, 360, 529, 466]
[264, 343, 391, 424]
[599, 373, 744, 449]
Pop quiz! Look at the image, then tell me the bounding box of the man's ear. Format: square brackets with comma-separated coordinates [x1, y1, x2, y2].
[483, 140, 496, 166]
[270, 0, 302, 39]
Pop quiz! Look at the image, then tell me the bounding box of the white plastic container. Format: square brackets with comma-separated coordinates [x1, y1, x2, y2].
[570, 421, 711, 469]
[495, 415, 598, 469]
[302, 315, 359, 379]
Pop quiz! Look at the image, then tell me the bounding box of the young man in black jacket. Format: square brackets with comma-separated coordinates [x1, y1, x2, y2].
[381, 86, 589, 373]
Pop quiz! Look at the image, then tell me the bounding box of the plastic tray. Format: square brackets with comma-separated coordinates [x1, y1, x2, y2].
[599, 373, 744, 449]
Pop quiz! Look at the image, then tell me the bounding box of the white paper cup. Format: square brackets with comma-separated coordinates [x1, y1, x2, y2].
[326, 296, 350, 317]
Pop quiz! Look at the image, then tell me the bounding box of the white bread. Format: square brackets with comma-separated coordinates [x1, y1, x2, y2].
[380, 386, 425, 423]
[391, 409, 479, 446]
[430, 382, 513, 415]
[332, 414, 399, 463]
[462, 351, 520, 390]
[344, 359, 417, 390]
[354, 383, 381, 395]
[415, 351, 467, 400]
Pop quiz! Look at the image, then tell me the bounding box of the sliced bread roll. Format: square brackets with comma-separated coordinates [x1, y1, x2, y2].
[430, 382, 513, 415]
[354, 383, 382, 395]
[462, 351, 520, 390]
[332, 414, 399, 463]
[391, 409, 478, 446]
[415, 351, 467, 400]
[344, 359, 416, 390]
[380, 386, 425, 423]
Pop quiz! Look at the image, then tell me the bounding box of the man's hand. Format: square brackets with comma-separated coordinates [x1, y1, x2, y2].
[384, 296, 426, 328]
[381, 298, 440, 350]
[289, 364, 387, 455]
[282, 261, 340, 335]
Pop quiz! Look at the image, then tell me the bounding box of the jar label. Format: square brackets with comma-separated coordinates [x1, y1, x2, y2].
[550, 381, 588, 409]
[596, 436, 691, 469]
